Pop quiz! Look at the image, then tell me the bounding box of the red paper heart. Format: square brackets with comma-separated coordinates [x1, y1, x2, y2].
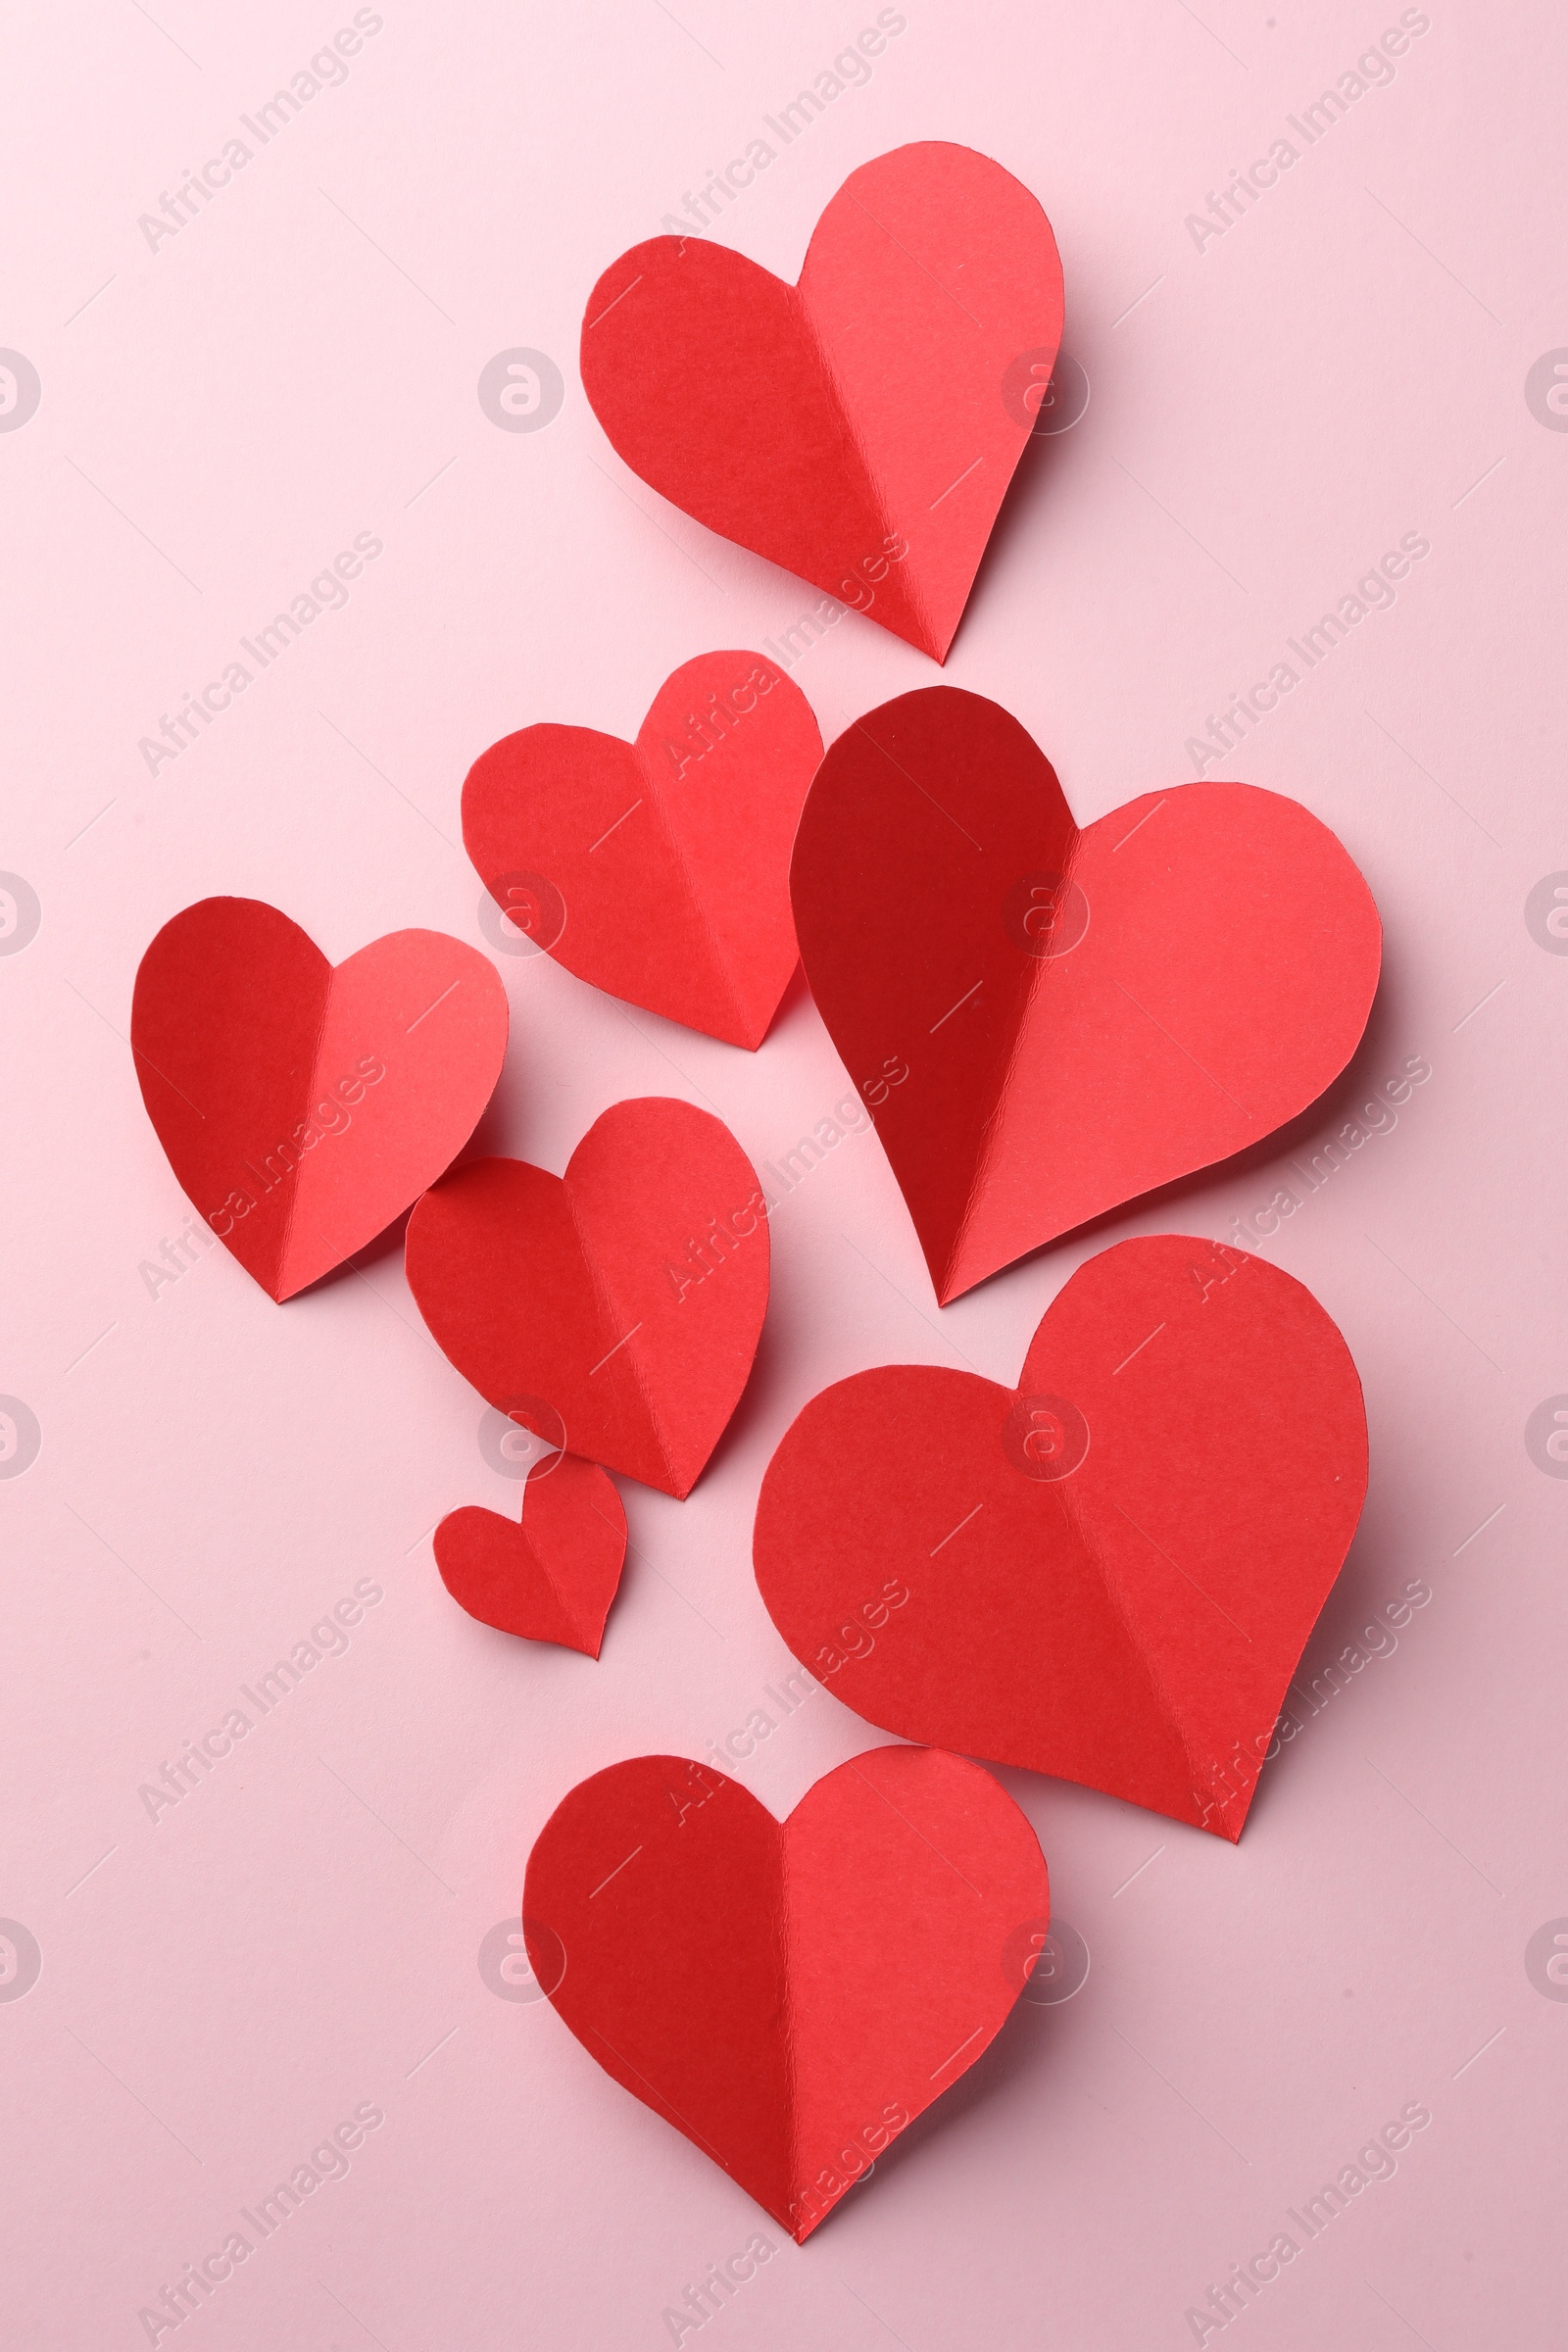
[790, 689, 1382, 1300]
[405, 1099, 768, 1498]
[754, 1236, 1368, 1840]
[131, 898, 509, 1301]
[580, 143, 1063, 662]
[434, 1454, 626, 1656]
[523, 1745, 1049, 2240]
[463, 652, 823, 1050]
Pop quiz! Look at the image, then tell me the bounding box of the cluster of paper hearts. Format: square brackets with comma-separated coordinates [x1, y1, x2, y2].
[132, 904, 773, 1651]
[125, 138, 1391, 2244]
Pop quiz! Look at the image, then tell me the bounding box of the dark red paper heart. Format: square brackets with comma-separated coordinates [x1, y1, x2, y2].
[463, 652, 823, 1050]
[580, 142, 1064, 662]
[434, 1454, 626, 1656]
[790, 688, 1383, 1300]
[753, 1236, 1368, 1839]
[405, 1098, 768, 1498]
[523, 1745, 1049, 2241]
[130, 898, 509, 1301]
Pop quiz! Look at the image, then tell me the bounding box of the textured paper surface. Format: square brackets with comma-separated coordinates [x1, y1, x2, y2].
[406, 1098, 769, 1497]
[434, 1454, 626, 1656]
[131, 898, 509, 1299]
[791, 688, 1383, 1300]
[580, 143, 1063, 661]
[754, 1235, 1368, 1838]
[463, 651, 823, 1049]
[523, 1745, 1050, 2239]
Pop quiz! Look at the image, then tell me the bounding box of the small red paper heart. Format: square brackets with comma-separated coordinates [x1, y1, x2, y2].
[753, 1236, 1368, 1840]
[131, 899, 509, 1301]
[790, 689, 1382, 1300]
[434, 1454, 626, 1656]
[463, 652, 823, 1050]
[523, 1744, 1049, 2241]
[405, 1099, 768, 1498]
[580, 143, 1063, 662]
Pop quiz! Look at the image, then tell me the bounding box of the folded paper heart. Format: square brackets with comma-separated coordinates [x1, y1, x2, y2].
[405, 1098, 768, 1498]
[790, 688, 1383, 1300]
[523, 1745, 1050, 2241]
[131, 898, 509, 1300]
[463, 652, 823, 1050]
[753, 1235, 1368, 1839]
[580, 142, 1064, 662]
[434, 1454, 626, 1656]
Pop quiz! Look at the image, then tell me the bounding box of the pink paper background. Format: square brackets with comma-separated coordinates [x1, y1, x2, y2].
[4, 4, 1565, 2346]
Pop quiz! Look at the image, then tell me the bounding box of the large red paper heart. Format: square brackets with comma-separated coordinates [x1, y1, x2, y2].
[131, 898, 509, 1301]
[790, 689, 1382, 1301]
[753, 1236, 1368, 1839]
[463, 651, 822, 1049]
[405, 1099, 768, 1498]
[434, 1454, 626, 1656]
[579, 143, 1063, 662]
[523, 1745, 1049, 2241]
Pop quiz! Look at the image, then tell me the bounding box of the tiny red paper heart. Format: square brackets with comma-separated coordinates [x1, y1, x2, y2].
[580, 143, 1064, 662]
[405, 1099, 768, 1498]
[434, 1454, 626, 1656]
[790, 688, 1382, 1300]
[131, 899, 509, 1300]
[753, 1236, 1368, 1840]
[463, 652, 823, 1050]
[523, 1745, 1050, 2240]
